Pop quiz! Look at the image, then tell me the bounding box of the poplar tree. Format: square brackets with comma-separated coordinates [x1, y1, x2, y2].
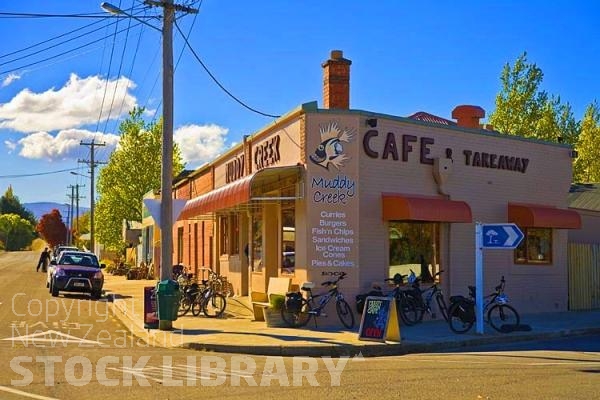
[489, 52, 579, 146]
[95, 107, 184, 250]
[573, 102, 600, 182]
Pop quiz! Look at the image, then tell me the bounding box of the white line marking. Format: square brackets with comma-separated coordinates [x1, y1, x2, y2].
[0, 385, 60, 400]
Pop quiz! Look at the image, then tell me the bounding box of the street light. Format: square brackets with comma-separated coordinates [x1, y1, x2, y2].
[102, 1, 196, 331]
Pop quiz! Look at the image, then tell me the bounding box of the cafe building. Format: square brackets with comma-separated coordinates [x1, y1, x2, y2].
[169, 50, 581, 315]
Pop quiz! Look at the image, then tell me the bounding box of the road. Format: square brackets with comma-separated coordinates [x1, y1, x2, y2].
[0, 251, 598, 399]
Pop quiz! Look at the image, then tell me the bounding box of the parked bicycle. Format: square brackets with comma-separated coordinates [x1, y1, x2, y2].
[280, 272, 355, 329]
[381, 274, 420, 326]
[447, 276, 520, 334]
[403, 270, 451, 323]
[177, 272, 202, 317]
[190, 269, 227, 318]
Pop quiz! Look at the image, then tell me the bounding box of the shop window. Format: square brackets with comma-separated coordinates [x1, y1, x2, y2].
[282, 206, 295, 274]
[514, 228, 552, 265]
[231, 215, 240, 255]
[219, 216, 229, 255]
[252, 210, 263, 272]
[388, 221, 439, 282]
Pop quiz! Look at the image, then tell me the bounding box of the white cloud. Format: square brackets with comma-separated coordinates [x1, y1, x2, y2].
[4, 140, 17, 152]
[15, 129, 119, 160]
[174, 124, 228, 166]
[0, 73, 137, 133]
[2, 73, 21, 87]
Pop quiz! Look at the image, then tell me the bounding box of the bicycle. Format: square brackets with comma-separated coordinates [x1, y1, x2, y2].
[447, 276, 520, 334]
[190, 269, 227, 318]
[280, 272, 355, 329]
[405, 270, 451, 323]
[381, 274, 420, 326]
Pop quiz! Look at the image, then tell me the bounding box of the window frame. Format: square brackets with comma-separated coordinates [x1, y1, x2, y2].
[514, 227, 553, 265]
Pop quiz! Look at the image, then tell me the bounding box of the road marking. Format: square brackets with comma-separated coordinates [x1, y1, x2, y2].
[0, 385, 60, 400]
[3, 330, 102, 346]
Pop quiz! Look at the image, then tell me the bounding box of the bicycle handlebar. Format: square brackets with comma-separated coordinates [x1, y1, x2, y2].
[320, 272, 347, 286]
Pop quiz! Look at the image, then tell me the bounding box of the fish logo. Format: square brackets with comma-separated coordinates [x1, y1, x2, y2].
[309, 121, 355, 170]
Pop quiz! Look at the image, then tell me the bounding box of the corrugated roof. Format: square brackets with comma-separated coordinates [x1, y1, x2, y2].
[407, 111, 457, 126]
[568, 183, 600, 211]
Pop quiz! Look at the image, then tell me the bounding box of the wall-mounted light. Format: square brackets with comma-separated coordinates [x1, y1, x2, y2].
[366, 118, 378, 128]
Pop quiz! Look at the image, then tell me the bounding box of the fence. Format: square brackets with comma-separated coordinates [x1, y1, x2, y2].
[568, 243, 600, 310]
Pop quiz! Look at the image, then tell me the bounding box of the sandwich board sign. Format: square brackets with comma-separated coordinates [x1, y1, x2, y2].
[358, 296, 400, 343]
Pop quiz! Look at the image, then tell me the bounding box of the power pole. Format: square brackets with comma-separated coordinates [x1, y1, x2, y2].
[79, 139, 106, 254]
[67, 185, 75, 245]
[68, 184, 85, 246]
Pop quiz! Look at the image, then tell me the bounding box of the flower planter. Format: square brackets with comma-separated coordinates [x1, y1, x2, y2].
[264, 307, 287, 328]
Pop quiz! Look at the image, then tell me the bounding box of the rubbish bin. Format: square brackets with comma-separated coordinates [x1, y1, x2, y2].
[156, 279, 181, 321]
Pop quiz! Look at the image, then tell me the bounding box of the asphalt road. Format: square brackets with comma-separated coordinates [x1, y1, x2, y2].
[0, 251, 598, 399]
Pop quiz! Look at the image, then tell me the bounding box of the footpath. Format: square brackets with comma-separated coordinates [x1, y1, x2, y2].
[103, 275, 600, 357]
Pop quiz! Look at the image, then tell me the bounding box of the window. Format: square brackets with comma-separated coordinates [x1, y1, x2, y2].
[177, 227, 184, 264]
[252, 210, 263, 272]
[514, 228, 552, 264]
[231, 215, 240, 255]
[388, 222, 439, 282]
[219, 216, 229, 255]
[281, 206, 295, 274]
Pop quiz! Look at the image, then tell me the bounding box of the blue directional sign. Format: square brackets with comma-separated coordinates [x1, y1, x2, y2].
[481, 223, 524, 249]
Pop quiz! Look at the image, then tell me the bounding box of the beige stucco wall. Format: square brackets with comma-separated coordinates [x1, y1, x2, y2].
[355, 116, 574, 313]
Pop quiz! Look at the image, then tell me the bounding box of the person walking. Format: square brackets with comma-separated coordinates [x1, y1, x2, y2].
[36, 247, 51, 272]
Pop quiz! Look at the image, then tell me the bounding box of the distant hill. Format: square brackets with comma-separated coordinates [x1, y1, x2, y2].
[24, 202, 90, 221]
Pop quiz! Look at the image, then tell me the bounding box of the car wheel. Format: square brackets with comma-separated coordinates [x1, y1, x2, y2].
[91, 290, 102, 300]
[51, 281, 59, 297]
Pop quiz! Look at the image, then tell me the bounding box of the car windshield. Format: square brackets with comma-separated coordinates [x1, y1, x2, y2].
[58, 253, 99, 268]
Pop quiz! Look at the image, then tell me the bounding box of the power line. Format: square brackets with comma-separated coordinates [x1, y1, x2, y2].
[0, 167, 82, 179]
[0, 22, 143, 76]
[173, 20, 281, 118]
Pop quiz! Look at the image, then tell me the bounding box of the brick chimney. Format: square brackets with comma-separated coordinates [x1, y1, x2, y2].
[322, 50, 351, 109]
[451, 105, 485, 129]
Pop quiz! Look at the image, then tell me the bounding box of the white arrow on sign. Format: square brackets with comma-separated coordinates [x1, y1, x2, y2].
[504, 225, 519, 246]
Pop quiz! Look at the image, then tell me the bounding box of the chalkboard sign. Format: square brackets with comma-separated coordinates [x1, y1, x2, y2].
[144, 286, 158, 329]
[357, 296, 400, 343]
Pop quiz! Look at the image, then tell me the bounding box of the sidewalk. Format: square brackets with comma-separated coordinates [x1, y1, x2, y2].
[103, 275, 600, 357]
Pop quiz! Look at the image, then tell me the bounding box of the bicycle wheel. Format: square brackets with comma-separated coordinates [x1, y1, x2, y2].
[203, 292, 227, 318]
[487, 304, 520, 332]
[191, 293, 204, 316]
[398, 296, 419, 326]
[178, 295, 192, 317]
[435, 293, 449, 322]
[448, 300, 475, 334]
[281, 298, 312, 328]
[335, 299, 355, 329]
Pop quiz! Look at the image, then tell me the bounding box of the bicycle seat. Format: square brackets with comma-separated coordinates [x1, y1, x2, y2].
[301, 282, 315, 291]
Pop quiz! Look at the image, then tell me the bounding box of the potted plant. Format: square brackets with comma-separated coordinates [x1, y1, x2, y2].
[264, 294, 287, 327]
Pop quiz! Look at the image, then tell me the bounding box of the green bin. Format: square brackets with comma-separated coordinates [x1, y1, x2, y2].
[156, 279, 181, 321]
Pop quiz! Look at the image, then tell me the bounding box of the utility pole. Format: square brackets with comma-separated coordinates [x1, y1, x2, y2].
[79, 139, 106, 254]
[67, 186, 75, 245]
[68, 183, 85, 246]
[101, 0, 197, 331]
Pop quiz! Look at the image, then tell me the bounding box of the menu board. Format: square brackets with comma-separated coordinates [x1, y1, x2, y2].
[357, 296, 400, 343]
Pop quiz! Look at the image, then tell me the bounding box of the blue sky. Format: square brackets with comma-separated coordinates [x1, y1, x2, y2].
[0, 1, 598, 207]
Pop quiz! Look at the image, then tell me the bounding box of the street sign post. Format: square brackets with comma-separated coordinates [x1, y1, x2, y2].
[474, 222, 524, 334]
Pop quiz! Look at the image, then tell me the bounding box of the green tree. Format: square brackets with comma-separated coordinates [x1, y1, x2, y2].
[95, 107, 184, 250]
[489, 52, 579, 145]
[0, 213, 35, 251]
[573, 102, 600, 182]
[36, 209, 68, 248]
[0, 186, 37, 226]
[73, 211, 90, 248]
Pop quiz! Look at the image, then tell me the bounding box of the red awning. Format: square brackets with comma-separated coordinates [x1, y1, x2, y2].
[382, 193, 472, 222]
[508, 203, 581, 229]
[179, 166, 302, 220]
